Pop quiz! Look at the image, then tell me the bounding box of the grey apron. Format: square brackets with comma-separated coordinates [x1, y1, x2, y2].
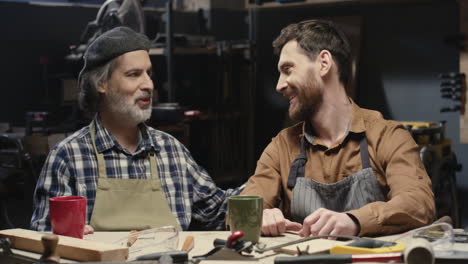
[288, 134, 386, 223]
[88, 122, 181, 231]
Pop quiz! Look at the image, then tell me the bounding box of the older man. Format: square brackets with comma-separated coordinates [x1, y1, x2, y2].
[241, 20, 435, 237]
[31, 26, 242, 232]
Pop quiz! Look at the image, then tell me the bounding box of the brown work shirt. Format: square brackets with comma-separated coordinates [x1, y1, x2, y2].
[241, 102, 435, 236]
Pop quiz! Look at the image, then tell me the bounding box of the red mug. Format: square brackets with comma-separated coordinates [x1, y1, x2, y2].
[49, 196, 87, 239]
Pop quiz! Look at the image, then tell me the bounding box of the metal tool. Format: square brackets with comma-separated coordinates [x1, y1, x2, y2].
[0, 238, 38, 264]
[274, 252, 403, 264]
[0, 235, 61, 264]
[191, 231, 255, 263]
[255, 234, 358, 254]
[136, 250, 188, 263]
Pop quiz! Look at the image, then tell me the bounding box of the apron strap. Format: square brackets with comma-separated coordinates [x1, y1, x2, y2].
[90, 121, 107, 179]
[287, 133, 371, 189]
[359, 135, 371, 169]
[149, 152, 158, 180]
[287, 137, 308, 188]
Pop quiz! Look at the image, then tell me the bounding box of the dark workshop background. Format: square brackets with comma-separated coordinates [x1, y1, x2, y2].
[0, 0, 466, 229]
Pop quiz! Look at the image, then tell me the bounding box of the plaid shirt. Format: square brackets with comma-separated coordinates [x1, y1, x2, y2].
[31, 117, 243, 231]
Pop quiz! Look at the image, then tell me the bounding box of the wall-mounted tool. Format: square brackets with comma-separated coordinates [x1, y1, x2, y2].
[439, 72, 466, 114]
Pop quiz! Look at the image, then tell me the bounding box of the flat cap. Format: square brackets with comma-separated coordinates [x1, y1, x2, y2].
[79, 26, 151, 77]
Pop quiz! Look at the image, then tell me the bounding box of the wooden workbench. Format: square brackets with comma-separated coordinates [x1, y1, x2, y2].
[7, 229, 468, 263]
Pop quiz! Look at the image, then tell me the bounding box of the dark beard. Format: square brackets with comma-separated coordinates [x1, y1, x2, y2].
[289, 79, 323, 122]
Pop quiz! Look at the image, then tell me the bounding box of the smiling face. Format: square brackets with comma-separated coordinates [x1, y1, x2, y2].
[99, 50, 154, 125]
[276, 40, 323, 122]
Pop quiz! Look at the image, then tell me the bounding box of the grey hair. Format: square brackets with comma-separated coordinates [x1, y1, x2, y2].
[78, 58, 117, 113]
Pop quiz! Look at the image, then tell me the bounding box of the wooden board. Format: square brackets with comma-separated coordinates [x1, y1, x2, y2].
[0, 228, 128, 262]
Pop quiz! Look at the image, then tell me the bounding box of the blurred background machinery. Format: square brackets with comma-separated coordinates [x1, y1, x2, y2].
[402, 121, 462, 227]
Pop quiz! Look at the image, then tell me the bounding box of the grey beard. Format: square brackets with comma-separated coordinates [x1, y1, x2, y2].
[104, 92, 152, 125]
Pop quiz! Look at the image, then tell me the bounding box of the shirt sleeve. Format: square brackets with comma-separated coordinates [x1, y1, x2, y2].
[347, 124, 436, 236]
[241, 137, 283, 210]
[185, 147, 244, 230]
[30, 147, 74, 231]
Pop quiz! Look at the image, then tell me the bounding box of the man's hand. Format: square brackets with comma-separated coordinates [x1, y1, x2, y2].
[84, 225, 95, 235]
[262, 208, 302, 236]
[299, 208, 358, 237]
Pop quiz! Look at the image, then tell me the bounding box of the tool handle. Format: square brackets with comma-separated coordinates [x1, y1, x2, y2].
[39, 234, 60, 263]
[136, 250, 188, 262]
[213, 238, 227, 247]
[126, 230, 138, 247]
[227, 231, 244, 248]
[181, 236, 194, 252]
[274, 254, 351, 264]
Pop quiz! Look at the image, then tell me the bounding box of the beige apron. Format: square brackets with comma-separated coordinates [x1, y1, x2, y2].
[88, 122, 181, 231]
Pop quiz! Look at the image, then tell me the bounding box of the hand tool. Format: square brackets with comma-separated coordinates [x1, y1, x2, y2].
[0, 234, 61, 264]
[255, 235, 357, 254]
[213, 238, 253, 253]
[274, 252, 403, 263]
[127, 230, 138, 247]
[180, 236, 194, 252]
[0, 228, 128, 262]
[329, 237, 405, 254]
[256, 235, 405, 255]
[136, 250, 188, 263]
[1, 237, 46, 264]
[39, 234, 60, 263]
[226, 230, 244, 248]
[191, 231, 256, 263]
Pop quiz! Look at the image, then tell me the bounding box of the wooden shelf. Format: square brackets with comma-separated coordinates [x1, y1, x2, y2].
[149, 47, 217, 56]
[246, 0, 439, 8]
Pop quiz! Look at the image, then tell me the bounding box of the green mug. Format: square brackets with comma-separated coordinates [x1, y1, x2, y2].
[228, 195, 263, 243]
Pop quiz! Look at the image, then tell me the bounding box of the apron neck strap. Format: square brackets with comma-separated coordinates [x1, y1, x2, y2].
[90, 121, 107, 179]
[286, 133, 370, 189]
[359, 134, 371, 169]
[149, 152, 157, 179]
[287, 137, 308, 188]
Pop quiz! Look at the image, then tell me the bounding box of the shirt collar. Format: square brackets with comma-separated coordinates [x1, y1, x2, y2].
[302, 97, 366, 144]
[92, 117, 159, 154]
